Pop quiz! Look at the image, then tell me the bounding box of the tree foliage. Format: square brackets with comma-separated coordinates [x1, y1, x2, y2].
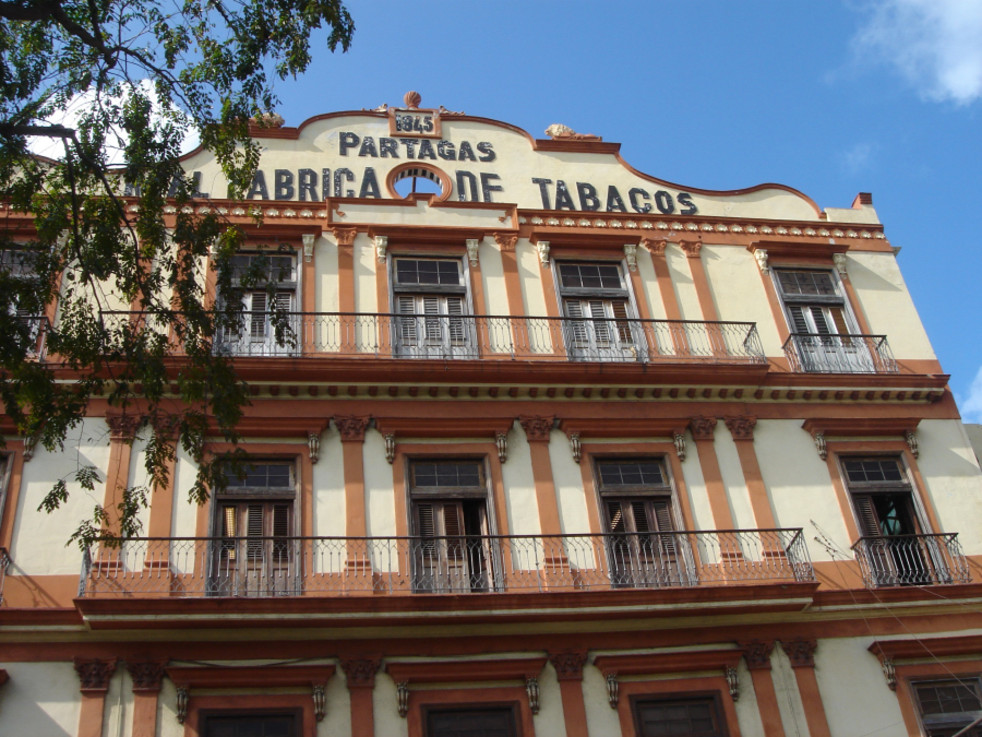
[0, 0, 354, 545]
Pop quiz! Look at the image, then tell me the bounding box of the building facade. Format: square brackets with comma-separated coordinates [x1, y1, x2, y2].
[1, 96, 981, 737]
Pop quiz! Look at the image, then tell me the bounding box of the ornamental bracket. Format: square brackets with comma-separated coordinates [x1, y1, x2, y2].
[495, 431, 508, 463]
[302, 233, 317, 263]
[725, 667, 739, 701]
[605, 673, 619, 708]
[535, 240, 550, 267]
[374, 235, 388, 264]
[623, 243, 638, 272]
[525, 676, 540, 715]
[397, 681, 410, 718]
[466, 239, 480, 266]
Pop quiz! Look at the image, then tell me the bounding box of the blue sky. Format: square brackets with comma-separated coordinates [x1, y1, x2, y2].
[270, 0, 982, 416]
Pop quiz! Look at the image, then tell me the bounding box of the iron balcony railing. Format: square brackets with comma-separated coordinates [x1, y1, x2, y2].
[783, 332, 898, 374]
[100, 310, 766, 364]
[79, 528, 812, 598]
[852, 533, 971, 587]
[0, 547, 9, 605]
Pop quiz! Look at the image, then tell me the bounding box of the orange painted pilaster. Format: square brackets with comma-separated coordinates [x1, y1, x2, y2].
[724, 417, 777, 529]
[342, 658, 380, 737]
[780, 640, 832, 737]
[495, 233, 523, 316]
[690, 418, 735, 530]
[680, 238, 719, 321]
[146, 421, 178, 541]
[128, 661, 166, 737]
[549, 652, 588, 737]
[75, 658, 117, 737]
[333, 227, 357, 314]
[741, 641, 786, 737]
[104, 415, 140, 537]
[0, 443, 26, 550]
[519, 416, 562, 536]
[336, 416, 370, 539]
[641, 238, 682, 321]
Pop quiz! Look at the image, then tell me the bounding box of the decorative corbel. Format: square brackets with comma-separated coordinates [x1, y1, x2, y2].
[754, 248, 769, 274]
[374, 235, 388, 264]
[833, 252, 848, 275]
[307, 431, 321, 464]
[535, 240, 550, 267]
[384, 434, 396, 464]
[302, 233, 316, 263]
[880, 657, 897, 691]
[466, 239, 480, 267]
[312, 684, 327, 721]
[176, 686, 189, 724]
[495, 431, 508, 464]
[605, 673, 619, 709]
[397, 681, 410, 718]
[813, 432, 827, 461]
[673, 432, 687, 462]
[623, 243, 638, 272]
[568, 432, 582, 464]
[525, 676, 540, 715]
[22, 434, 37, 462]
[725, 667, 739, 701]
[905, 429, 919, 458]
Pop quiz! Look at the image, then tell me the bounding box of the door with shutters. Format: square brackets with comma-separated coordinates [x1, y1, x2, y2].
[391, 258, 474, 359]
[211, 462, 298, 596]
[220, 252, 299, 356]
[844, 456, 930, 586]
[596, 458, 693, 588]
[556, 262, 643, 362]
[408, 459, 495, 593]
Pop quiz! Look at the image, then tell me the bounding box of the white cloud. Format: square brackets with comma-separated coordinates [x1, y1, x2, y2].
[854, 0, 982, 105]
[959, 366, 982, 423]
[839, 141, 876, 175]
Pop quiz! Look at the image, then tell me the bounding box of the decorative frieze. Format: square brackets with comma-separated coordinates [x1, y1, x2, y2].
[335, 416, 370, 443]
[74, 658, 117, 693]
[520, 415, 555, 442]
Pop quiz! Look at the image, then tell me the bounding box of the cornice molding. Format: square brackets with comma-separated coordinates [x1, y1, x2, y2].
[386, 657, 546, 685]
[593, 648, 742, 677]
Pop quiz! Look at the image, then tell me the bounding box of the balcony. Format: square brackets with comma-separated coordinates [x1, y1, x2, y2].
[852, 533, 971, 587]
[99, 311, 766, 364]
[79, 528, 813, 598]
[783, 332, 897, 374]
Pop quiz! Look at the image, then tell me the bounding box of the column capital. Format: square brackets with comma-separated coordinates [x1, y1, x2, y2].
[341, 657, 381, 689]
[740, 640, 774, 671]
[724, 415, 757, 441]
[106, 413, 140, 442]
[679, 238, 703, 259]
[780, 639, 817, 668]
[335, 416, 370, 443]
[519, 415, 555, 442]
[127, 661, 167, 692]
[494, 232, 518, 252]
[549, 651, 588, 681]
[330, 226, 358, 248]
[74, 657, 118, 693]
[640, 236, 667, 256]
[689, 416, 717, 441]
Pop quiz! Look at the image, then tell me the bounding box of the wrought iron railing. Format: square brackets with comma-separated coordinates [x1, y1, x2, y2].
[79, 528, 812, 598]
[852, 533, 971, 587]
[0, 547, 8, 604]
[783, 333, 897, 373]
[99, 311, 766, 364]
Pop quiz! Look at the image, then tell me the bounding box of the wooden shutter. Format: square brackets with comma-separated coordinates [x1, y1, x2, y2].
[422, 296, 442, 342]
[246, 503, 264, 558]
[787, 305, 811, 335]
[396, 295, 419, 345]
[854, 494, 881, 537]
[248, 292, 267, 339]
[588, 299, 611, 344]
[611, 299, 631, 343]
[564, 299, 589, 345]
[272, 503, 290, 563]
[446, 296, 465, 344]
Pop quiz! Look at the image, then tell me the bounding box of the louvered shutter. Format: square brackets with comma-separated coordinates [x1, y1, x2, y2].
[854, 494, 881, 537]
[611, 299, 631, 343]
[422, 296, 442, 342]
[246, 503, 264, 558]
[272, 503, 290, 563]
[415, 502, 436, 560]
[248, 292, 267, 339]
[788, 305, 811, 335]
[564, 299, 589, 346]
[446, 296, 465, 345]
[396, 295, 419, 345]
[588, 299, 611, 344]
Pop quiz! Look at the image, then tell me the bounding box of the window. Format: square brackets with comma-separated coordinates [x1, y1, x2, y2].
[212, 461, 298, 596]
[595, 458, 692, 587]
[424, 705, 518, 737]
[774, 268, 872, 373]
[392, 257, 474, 358]
[914, 679, 982, 737]
[201, 710, 301, 737]
[220, 252, 299, 356]
[556, 261, 642, 362]
[843, 456, 933, 586]
[0, 248, 44, 353]
[409, 459, 494, 592]
[632, 694, 728, 737]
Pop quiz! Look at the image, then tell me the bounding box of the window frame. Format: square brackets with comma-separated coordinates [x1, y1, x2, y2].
[197, 708, 303, 737]
[421, 702, 521, 737]
[222, 249, 301, 355]
[629, 691, 729, 737]
[838, 454, 928, 539]
[912, 677, 982, 737]
[389, 255, 475, 357]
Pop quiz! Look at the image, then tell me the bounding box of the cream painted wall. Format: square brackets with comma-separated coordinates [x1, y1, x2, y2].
[678, 442, 715, 532]
[354, 233, 377, 314]
[374, 673, 409, 737]
[314, 233, 340, 313]
[499, 424, 542, 536]
[312, 431, 346, 538]
[754, 420, 850, 564]
[517, 241, 546, 318]
[10, 419, 110, 574]
[128, 433, 153, 535]
[665, 247, 700, 321]
[814, 637, 905, 737]
[171, 445, 200, 543]
[532, 663, 567, 737]
[916, 419, 982, 553]
[732, 661, 767, 737]
[479, 238, 509, 316]
[635, 248, 666, 321]
[102, 668, 134, 737]
[365, 429, 397, 539]
[845, 251, 936, 360]
[0, 661, 81, 736]
[712, 431, 756, 530]
[549, 432, 591, 535]
[770, 644, 812, 737]
[701, 244, 783, 356]
[582, 665, 622, 736]
[320, 669, 353, 737]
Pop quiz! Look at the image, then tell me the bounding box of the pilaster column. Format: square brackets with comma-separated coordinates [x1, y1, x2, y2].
[689, 417, 734, 529]
[103, 414, 140, 538]
[336, 416, 371, 539]
[146, 417, 178, 553]
[75, 658, 118, 737]
[640, 238, 683, 321]
[341, 657, 380, 737]
[128, 661, 166, 737]
[740, 641, 786, 737]
[679, 237, 718, 321]
[519, 416, 561, 536]
[549, 651, 589, 737]
[723, 416, 777, 530]
[332, 227, 358, 314]
[780, 640, 832, 737]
